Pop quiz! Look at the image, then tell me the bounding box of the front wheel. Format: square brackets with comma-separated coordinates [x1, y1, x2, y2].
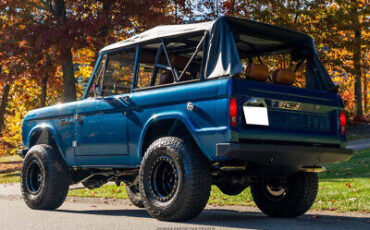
[250, 172, 318, 217]
[21, 144, 70, 210]
[139, 137, 211, 221]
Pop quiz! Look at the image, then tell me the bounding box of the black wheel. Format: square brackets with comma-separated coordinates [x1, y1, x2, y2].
[21, 144, 70, 210]
[126, 184, 144, 208]
[250, 172, 318, 217]
[139, 137, 211, 221]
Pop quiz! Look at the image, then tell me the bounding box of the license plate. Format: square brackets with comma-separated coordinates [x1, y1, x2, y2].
[243, 106, 269, 126]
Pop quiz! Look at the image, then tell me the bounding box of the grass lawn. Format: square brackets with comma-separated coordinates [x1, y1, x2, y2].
[0, 155, 22, 183]
[0, 172, 21, 183]
[69, 148, 370, 213]
[0, 155, 23, 163]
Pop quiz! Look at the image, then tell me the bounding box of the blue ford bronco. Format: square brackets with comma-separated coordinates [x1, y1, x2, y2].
[19, 16, 352, 221]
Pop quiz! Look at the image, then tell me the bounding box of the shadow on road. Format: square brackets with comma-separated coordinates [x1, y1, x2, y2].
[56, 208, 370, 230]
[57, 208, 151, 218]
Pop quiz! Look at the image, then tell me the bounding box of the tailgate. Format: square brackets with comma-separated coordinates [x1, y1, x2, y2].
[230, 79, 345, 146]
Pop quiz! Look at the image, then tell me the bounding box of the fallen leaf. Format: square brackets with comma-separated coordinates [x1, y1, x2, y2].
[345, 183, 351, 189]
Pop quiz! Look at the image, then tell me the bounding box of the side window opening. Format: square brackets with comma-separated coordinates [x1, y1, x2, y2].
[137, 49, 167, 88]
[94, 48, 136, 97]
[135, 33, 205, 89]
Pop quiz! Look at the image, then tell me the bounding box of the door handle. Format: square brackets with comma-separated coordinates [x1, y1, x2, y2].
[60, 119, 73, 126]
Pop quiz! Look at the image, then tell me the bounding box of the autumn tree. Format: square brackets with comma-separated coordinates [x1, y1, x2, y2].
[0, 0, 183, 155]
[218, 0, 369, 118]
[311, 0, 368, 119]
[2, 0, 179, 102]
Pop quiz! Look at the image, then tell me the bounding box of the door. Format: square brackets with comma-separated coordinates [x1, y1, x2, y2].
[75, 48, 137, 166]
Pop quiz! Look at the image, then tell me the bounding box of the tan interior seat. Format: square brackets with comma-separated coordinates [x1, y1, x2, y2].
[244, 64, 269, 81]
[171, 55, 189, 70]
[158, 55, 194, 85]
[158, 72, 174, 85]
[171, 55, 193, 81]
[273, 69, 296, 86]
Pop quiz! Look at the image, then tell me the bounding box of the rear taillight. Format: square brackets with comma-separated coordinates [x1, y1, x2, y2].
[339, 111, 346, 135]
[230, 98, 237, 127]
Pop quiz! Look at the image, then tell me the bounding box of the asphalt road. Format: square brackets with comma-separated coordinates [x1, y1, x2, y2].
[0, 196, 369, 230]
[0, 140, 368, 230]
[346, 138, 370, 151]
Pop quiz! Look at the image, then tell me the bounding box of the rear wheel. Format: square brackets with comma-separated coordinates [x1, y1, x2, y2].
[21, 144, 70, 210]
[139, 137, 211, 221]
[250, 172, 318, 217]
[126, 184, 144, 208]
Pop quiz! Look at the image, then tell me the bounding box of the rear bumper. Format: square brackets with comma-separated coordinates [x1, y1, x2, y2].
[216, 143, 353, 167]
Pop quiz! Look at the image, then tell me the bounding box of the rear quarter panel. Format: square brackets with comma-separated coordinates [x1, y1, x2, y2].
[128, 79, 231, 163]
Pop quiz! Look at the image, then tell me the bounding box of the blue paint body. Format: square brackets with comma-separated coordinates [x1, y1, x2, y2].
[22, 67, 345, 168]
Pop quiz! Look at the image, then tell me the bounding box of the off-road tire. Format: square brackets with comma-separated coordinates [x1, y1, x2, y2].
[139, 137, 211, 221]
[21, 144, 70, 210]
[126, 184, 144, 208]
[250, 172, 318, 217]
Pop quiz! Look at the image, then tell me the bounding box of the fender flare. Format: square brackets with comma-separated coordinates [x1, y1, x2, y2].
[26, 124, 67, 163]
[138, 112, 202, 158]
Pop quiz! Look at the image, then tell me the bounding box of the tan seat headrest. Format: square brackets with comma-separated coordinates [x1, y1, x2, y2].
[273, 69, 296, 86]
[245, 64, 269, 81]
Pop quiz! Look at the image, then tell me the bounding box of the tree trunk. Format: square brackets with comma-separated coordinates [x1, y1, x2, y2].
[351, 1, 363, 118]
[101, 0, 113, 46]
[353, 30, 363, 117]
[61, 47, 76, 102]
[363, 67, 368, 114]
[40, 75, 48, 107]
[53, 0, 77, 102]
[0, 83, 11, 134]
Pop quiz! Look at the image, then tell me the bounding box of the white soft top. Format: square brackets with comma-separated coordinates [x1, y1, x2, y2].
[97, 16, 333, 87]
[100, 21, 215, 53]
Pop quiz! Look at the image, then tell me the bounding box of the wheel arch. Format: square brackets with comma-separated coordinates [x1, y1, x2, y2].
[26, 124, 67, 163]
[138, 113, 204, 159]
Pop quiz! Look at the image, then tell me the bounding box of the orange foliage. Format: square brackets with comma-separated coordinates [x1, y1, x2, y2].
[1, 0, 368, 157]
